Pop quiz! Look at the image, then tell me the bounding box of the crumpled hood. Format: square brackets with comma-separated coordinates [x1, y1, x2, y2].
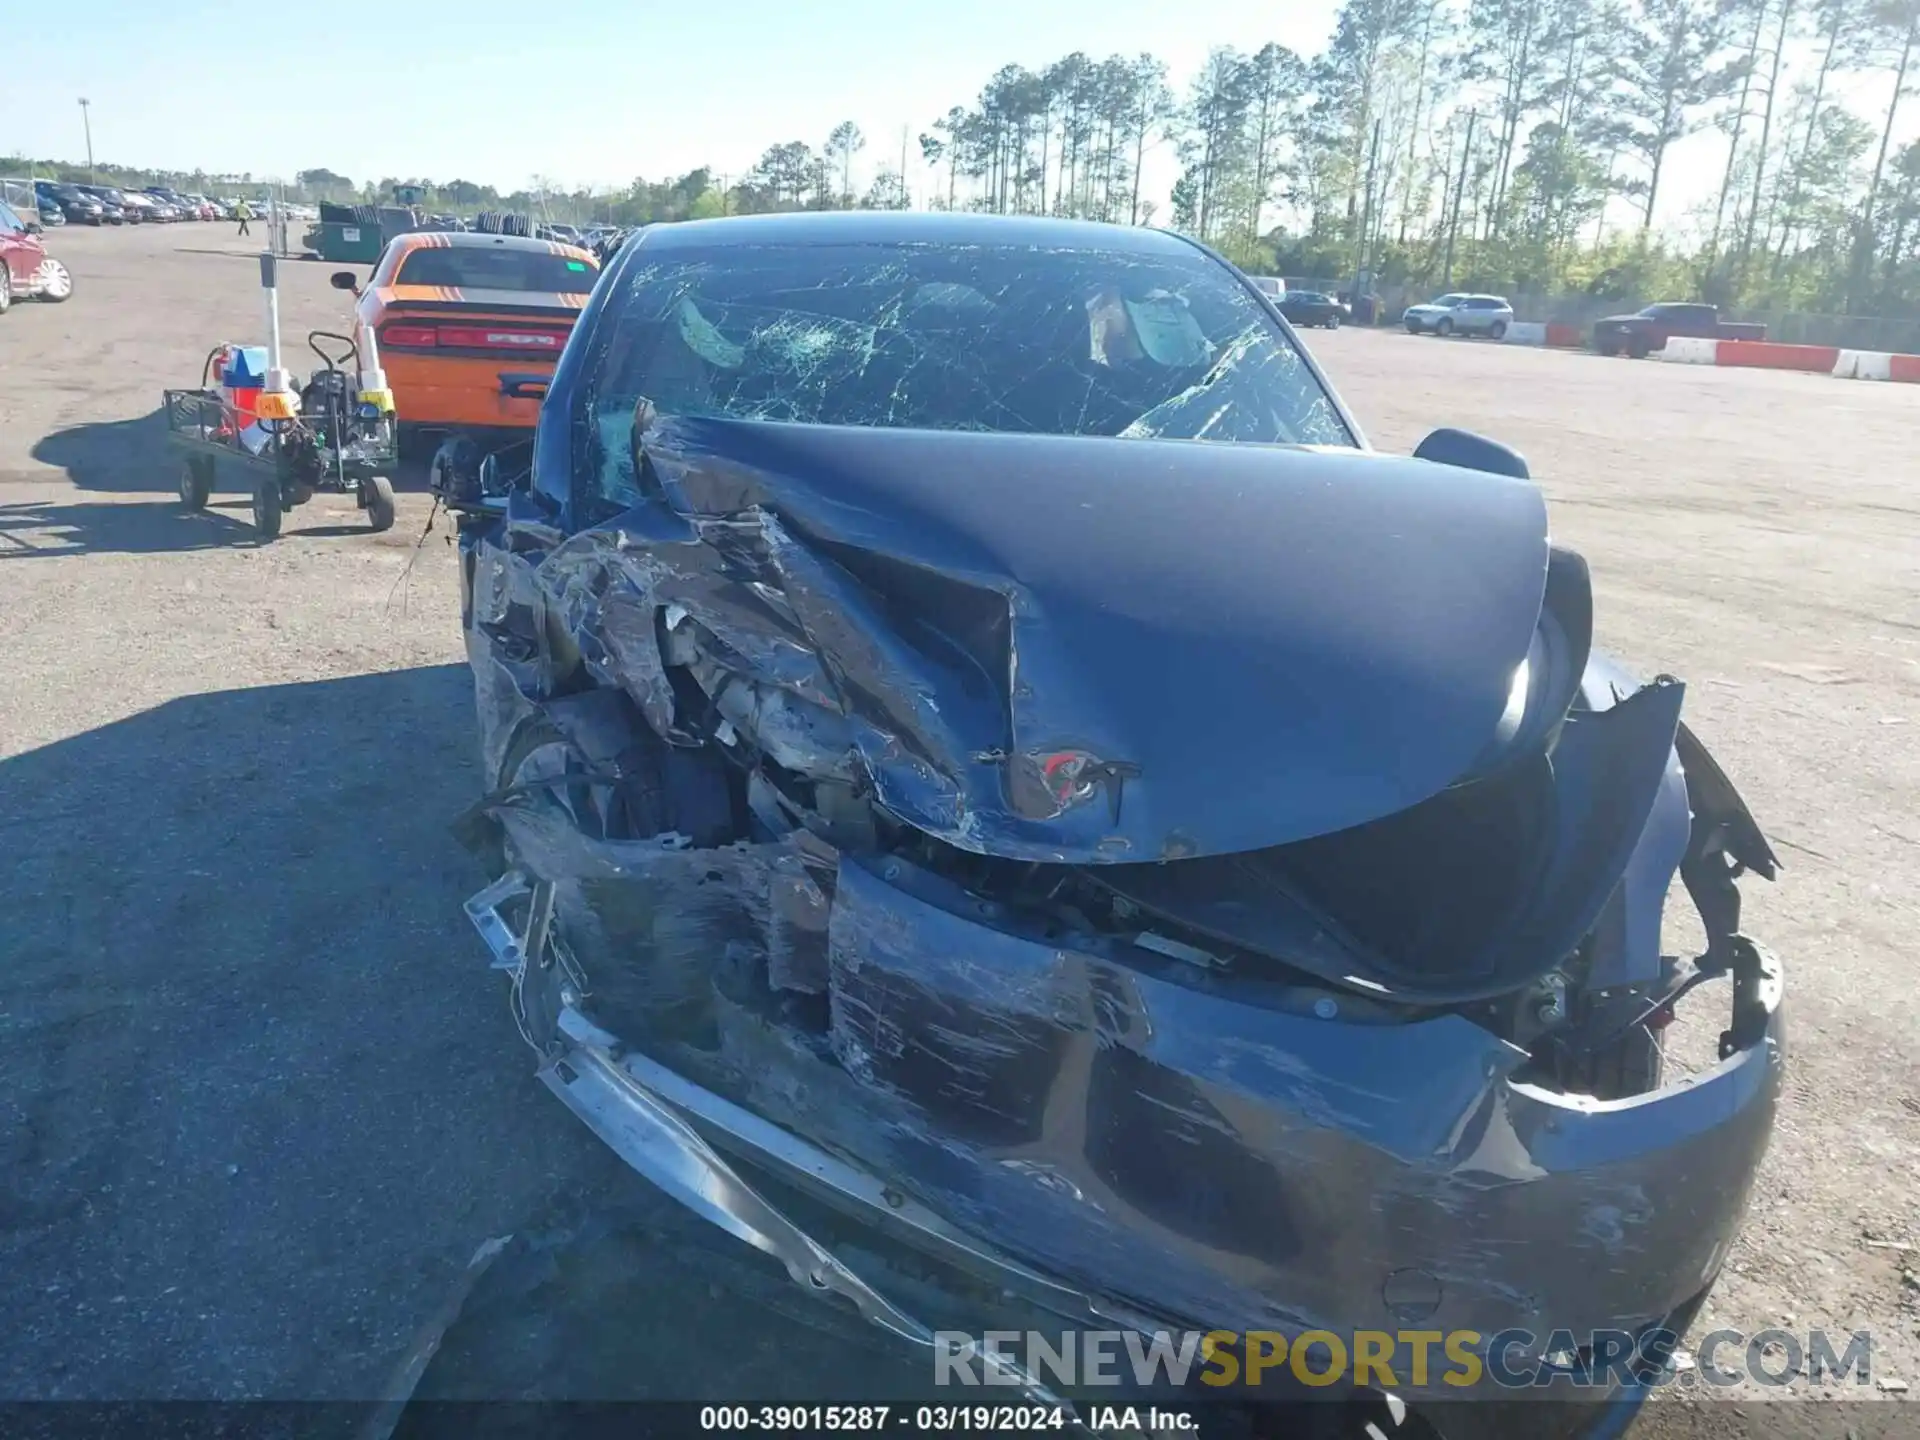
[624, 415, 1551, 862]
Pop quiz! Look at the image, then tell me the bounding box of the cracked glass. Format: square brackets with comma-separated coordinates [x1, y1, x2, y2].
[576, 241, 1355, 507]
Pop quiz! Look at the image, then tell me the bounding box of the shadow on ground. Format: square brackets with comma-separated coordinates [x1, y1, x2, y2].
[32, 408, 177, 493]
[31, 412, 433, 497]
[0, 666, 646, 1399]
[387, 1204, 933, 1415]
[0, 498, 259, 556]
[0, 665, 948, 1408]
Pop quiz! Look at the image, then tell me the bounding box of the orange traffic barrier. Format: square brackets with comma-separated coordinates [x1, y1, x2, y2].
[1544, 323, 1585, 349]
[1889, 353, 1920, 384]
[1716, 340, 1841, 372]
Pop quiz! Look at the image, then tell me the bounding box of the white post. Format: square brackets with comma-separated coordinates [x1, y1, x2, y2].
[356, 322, 392, 411]
[256, 250, 298, 417]
[262, 252, 282, 375]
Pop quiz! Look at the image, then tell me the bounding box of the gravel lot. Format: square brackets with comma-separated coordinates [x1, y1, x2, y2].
[1, 222, 1915, 1429]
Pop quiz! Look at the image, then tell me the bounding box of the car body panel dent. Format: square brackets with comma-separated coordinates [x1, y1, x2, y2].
[553, 413, 1552, 863]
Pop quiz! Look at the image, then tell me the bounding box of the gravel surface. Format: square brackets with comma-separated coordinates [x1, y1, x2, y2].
[1, 223, 1915, 1426]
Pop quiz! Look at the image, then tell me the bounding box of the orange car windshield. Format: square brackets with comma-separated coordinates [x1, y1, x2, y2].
[395, 247, 595, 293]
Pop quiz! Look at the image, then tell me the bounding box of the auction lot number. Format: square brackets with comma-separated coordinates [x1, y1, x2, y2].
[700, 1406, 1070, 1431]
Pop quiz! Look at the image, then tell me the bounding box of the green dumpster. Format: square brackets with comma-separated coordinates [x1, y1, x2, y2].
[306, 204, 419, 264]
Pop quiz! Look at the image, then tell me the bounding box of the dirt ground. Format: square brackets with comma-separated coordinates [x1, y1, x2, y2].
[1, 222, 1915, 1432]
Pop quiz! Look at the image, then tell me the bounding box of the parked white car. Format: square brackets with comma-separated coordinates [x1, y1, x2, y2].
[1402, 293, 1514, 339]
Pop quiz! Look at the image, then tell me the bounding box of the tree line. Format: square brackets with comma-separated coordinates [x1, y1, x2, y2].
[8, 0, 1914, 316]
[885, 0, 1918, 316]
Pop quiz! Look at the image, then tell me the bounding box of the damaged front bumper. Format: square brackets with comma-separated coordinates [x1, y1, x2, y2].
[464, 829, 1784, 1427]
[450, 409, 1788, 1434]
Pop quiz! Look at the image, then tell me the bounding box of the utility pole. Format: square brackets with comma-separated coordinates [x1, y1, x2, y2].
[1348, 118, 1383, 317]
[1442, 110, 1476, 287]
[900, 124, 910, 209]
[1355, 119, 1382, 288]
[78, 98, 94, 186]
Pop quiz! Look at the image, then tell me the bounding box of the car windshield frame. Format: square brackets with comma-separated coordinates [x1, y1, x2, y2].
[568, 235, 1360, 514]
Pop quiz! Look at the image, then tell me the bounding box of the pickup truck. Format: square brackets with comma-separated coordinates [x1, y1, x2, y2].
[1592, 302, 1768, 358]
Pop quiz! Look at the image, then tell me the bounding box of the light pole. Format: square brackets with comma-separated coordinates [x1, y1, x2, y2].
[78, 98, 94, 186]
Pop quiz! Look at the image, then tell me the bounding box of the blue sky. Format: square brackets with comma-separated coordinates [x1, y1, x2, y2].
[3, 0, 1906, 234]
[7, 0, 1331, 194]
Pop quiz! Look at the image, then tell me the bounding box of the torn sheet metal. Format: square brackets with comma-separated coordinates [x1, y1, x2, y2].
[362, 1234, 514, 1440]
[483, 415, 1554, 865]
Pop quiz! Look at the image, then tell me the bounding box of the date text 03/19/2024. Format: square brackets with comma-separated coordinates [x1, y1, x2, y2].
[697, 1406, 1196, 1432]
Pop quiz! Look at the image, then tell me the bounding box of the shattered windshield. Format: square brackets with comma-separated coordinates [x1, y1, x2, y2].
[579, 240, 1354, 506]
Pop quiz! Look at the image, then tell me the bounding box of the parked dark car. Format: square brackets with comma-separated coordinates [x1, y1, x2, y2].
[1592, 302, 1768, 358]
[145, 186, 200, 220]
[38, 181, 106, 225]
[1276, 289, 1346, 328]
[450, 211, 1781, 1440]
[127, 192, 175, 222]
[78, 185, 134, 222]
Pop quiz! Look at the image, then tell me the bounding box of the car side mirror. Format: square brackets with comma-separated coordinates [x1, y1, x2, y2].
[1414, 427, 1531, 479]
[330, 271, 359, 293]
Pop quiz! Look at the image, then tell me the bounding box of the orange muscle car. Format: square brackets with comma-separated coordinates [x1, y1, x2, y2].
[335, 231, 598, 444]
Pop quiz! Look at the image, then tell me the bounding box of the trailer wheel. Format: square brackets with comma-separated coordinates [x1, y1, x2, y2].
[364, 475, 396, 533]
[252, 475, 283, 539]
[179, 457, 213, 510]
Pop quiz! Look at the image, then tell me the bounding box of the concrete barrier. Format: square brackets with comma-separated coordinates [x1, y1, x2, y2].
[1419, 323, 1919, 383]
[1832, 350, 1891, 380]
[1659, 337, 1721, 364]
[1716, 340, 1842, 372]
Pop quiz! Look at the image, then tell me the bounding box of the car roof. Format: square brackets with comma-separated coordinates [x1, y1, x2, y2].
[635, 209, 1209, 259]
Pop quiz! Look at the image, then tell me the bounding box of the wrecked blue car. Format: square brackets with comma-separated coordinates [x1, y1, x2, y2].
[447, 212, 1782, 1436]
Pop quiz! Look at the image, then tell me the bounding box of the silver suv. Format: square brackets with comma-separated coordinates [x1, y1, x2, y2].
[1402, 292, 1514, 338]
